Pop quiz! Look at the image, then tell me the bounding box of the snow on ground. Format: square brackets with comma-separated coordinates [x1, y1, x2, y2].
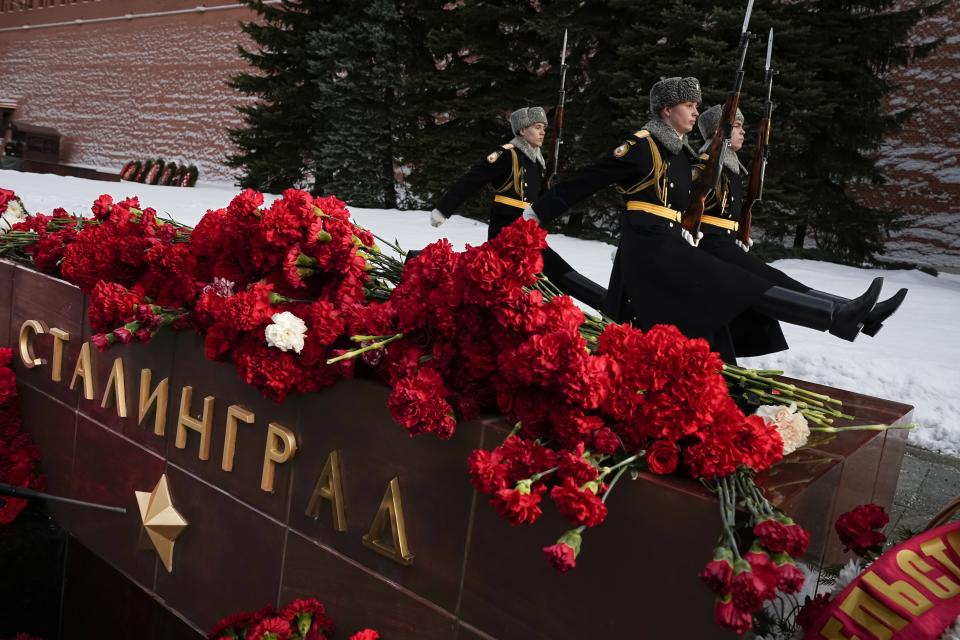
[3, 169, 959, 455]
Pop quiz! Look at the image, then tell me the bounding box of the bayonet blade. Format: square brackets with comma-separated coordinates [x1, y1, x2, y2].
[561, 28, 568, 66]
[765, 28, 773, 70]
[741, 0, 755, 33]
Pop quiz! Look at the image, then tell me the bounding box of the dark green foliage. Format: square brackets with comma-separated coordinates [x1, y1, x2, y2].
[225, 0, 940, 261]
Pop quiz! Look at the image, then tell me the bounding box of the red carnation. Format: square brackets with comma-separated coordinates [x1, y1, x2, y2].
[491, 482, 545, 525]
[713, 595, 753, 635]
[753, 518, 792, 555]
[387, 367, 457, 439]
[797, 593, 834, 631]
[543, 529, 582, 574]
[280, 598, 335, 636]
[467, 448, 508, 494]
[836, 503, 888, 555]
[549, 477, 607, 528]
[557, 444, 599, 485]
[247, 616, 293, 640]
[784, 521, 811, 557]
[743, 548, 779, 601]
[592, 427, 621, 455]
[207, 610, 255, 639]
[773, 554, 806, 594]
[730, 561, 768, 613]
[646, 439, 679, 475]
[699, 547, 734, 595]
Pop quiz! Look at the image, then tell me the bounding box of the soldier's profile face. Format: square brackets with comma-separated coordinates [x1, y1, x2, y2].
[664, 102, 699, 135]
[730, 121, 745, 151]
[520, 122, 547, 149]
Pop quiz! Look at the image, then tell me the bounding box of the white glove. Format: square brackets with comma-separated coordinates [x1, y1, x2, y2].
[430, 208, 446, 228]
[521, 206, 540, 224]
[681, 228, 703, 247]
[735, 237, 753, 253]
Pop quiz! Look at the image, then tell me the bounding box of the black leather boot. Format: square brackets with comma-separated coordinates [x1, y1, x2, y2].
[861, 288, 908, 337]
[805, 280, 906, 337]
[753, 277, 883, 341]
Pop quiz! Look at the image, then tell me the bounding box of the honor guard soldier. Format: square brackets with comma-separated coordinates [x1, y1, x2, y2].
[524, 77, 889, 361]
[430, 107, 606, 310]
[694, 104, 907, 356]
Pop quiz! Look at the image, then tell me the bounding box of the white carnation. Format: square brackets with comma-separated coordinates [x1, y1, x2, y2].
[756, 402, 810, 455]
[264, 311, 307, 354]
[0, 198, 26, 235]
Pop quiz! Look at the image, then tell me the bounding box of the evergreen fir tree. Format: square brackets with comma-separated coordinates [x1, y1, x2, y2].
[758, 0, 943, 262]
[594, 0, 940, 262]
[404, 0, 618, 219]
[226, 0, 334, 193]
[307, 1, 423, 208]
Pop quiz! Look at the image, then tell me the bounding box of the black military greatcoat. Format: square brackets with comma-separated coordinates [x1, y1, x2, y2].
[533, 128, 772, 360]
[694, 161, 809, 357]
[434, 142, 579, 281]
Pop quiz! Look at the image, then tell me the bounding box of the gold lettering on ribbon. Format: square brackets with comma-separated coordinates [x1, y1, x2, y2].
[362, 477, 414, 566]
[836, 586, 909, 640]
[175, 386, 215, 461]
[100, 357, 128, 418]
[819, 617, 858, 640]
[920, 537, 960, 582]
[138, 369, 169, 436]
[222, 405, 255, 472]
[261, 422, 297, 492]
[19, 319, 48, 368]
[862, 570, 933, 616]
[946, 531, 960, 562]
[897, 549, 960, 599]
[49, 328, 70, 381]
[69, 342, 95, 400]
[305, 450, 347, 532]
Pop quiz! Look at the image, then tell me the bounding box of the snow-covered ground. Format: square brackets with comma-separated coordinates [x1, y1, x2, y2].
[3, 169, 959, 455]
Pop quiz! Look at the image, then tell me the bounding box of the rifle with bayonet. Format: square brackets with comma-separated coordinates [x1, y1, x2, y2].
[739, 28, 774, 247]
[681, 0, 755, 239]
[545, 29, 569, 190]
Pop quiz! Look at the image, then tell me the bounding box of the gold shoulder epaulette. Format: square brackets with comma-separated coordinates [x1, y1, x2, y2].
[633, 130, 650, 139]
[501, 143, 515, 149]
[487, 149, 504, 163]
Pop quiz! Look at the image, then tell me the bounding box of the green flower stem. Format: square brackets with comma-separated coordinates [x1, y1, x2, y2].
[599, 452, 644, 477]
[529, 466, 559, 483]
[601, 465, 631, 504]
[810, 423, 914, 433]
[719, 477, 742, 559]
[326, 333, 405, 364]
[724, 364, 841, 405]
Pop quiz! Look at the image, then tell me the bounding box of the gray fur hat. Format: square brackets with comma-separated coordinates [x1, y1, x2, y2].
[649, 77, 702, 116]
[697, 104, 745, 140]
[509, 107, 548, 135]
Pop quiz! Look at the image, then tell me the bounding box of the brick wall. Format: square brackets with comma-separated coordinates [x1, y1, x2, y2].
[0, 1, 257, 181]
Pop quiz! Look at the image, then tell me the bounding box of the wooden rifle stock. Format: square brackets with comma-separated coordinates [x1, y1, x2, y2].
[739, 115, 770, 245]
[681, 93, 741, 235]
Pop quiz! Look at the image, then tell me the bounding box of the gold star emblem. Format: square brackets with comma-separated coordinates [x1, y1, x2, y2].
[135, 474, 188, 572]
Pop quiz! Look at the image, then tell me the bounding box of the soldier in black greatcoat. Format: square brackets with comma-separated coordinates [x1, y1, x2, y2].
[524, 77, 888, 362]
[693, 104, 908, 356]
[430, 107, 606, 309]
